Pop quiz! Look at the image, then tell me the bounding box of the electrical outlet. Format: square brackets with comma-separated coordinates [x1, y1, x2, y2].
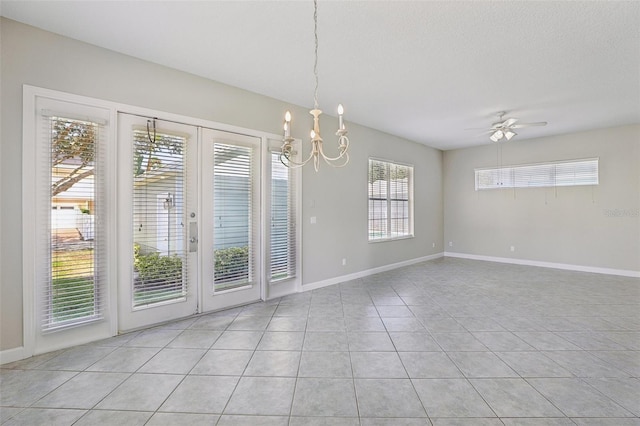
[510, 246, 515, 252]
[432, 243, 436, 248]
[342, 258, 347, 266]
[310, 216, 316, 224]
[449, 241, 453, 247]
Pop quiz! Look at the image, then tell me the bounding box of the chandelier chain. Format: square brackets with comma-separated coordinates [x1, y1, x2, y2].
[313, 0, 319, 109]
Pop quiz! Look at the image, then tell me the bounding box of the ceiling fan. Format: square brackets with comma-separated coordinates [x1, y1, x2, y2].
[470, 112, 548, 142]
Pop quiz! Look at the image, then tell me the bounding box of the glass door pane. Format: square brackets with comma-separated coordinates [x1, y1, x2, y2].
[200, 128, 261, 312]
[48, 116, 101, 328]
[117, 114, 198, 332]
[269, 152, 296, 282]
[132, 127, 188, 306]
[213, 143, 254, 291]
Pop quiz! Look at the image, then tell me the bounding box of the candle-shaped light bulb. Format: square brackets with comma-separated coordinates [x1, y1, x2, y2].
[284, 111, 291, 138]
[337, 104, 344, 130]
[310, 129, 316, 139]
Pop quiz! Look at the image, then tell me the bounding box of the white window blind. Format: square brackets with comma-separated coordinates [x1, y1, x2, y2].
[368, 158, 413, 241]
[213, 143, 256, 291]
[132, 125, 188, 307]
[42, 113, 106, 330]
[475, 158, 599, 190]
[270, 152, 297, 281]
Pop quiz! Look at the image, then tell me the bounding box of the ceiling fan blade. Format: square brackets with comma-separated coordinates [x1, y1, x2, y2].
[502, 118, 518, 127]
[467, 130, 495, 137]
[512, 121, 547, 128]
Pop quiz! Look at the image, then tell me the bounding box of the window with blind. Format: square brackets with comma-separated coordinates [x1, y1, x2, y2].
[132, 124, 188, 307]
[270, 152, 297, 282]
[475, 158, 599, 190]
[368, 158, 414, 241]
[213, 143, 256, 291]
[44, 113, 106, 330]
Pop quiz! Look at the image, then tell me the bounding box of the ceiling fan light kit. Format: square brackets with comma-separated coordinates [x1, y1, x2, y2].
[483, 111, 547, 143]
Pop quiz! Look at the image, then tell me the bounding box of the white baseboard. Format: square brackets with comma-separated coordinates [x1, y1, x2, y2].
[267, 279, 301, 301]
[302, 253, 444, 292]
[444, 252, 640, 278]
[0, 346, 26, 365]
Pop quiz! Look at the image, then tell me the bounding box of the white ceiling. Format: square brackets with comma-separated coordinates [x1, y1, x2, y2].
[2, 0, 639, 150]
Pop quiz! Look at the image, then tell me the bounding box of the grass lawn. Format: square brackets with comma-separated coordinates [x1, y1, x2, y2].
[52, 249, 94, 279]
[51, 249, 96, 321]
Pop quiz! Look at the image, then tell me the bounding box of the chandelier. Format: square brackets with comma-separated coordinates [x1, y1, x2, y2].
[280, 0, 349, 171]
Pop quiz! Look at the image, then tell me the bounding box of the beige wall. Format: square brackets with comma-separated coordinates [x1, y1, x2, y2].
[444, 125, 640, 272]
[0, 18, 443, 351]
[6, 15, 636, 356]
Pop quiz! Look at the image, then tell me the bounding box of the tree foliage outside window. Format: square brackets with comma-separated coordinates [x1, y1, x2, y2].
[51, 118, 97, 196]
[133, 129, 183, 177]
[51, 118, 183, 197]
[368, 160, 409, 183]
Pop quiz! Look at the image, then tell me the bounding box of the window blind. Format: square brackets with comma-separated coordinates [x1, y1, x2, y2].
[369, 159, 389, 240]
[368, 159, 413, 241]
[43, 114, 106, 330]
[270, 152, 297, 281]
[213, 143, 256, 291]
[132, 126, 188, 307]
[389, 162, 411, 237]
[475, 158, 599, 190]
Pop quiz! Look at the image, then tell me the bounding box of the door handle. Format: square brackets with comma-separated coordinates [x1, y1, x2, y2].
[189, 222, 198, 252]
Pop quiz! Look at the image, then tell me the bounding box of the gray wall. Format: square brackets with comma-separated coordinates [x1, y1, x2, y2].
[301, 123, 443, 284]
[444, 125, 640, 272]
[0, 18, 443, 351]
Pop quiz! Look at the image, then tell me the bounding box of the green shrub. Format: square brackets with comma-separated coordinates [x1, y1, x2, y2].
[131, 244, 248, 286]
[134, 244, 182, 285]
[215, 246, 249, 282]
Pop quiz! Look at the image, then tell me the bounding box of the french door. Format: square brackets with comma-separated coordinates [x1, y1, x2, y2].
[199, 129, 262, 312]
[22, 87, 300, 361]
[117, 115, 262, 331]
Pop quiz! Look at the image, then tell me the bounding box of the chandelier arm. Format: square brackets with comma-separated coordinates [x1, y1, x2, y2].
[317, 141, 350, 167]
[321, 149, 350, 168]
[315, 136, 350, 162]
[280, 154, 312, 170]
[318, 149, 348, 163]
[328, 152, 349, 168]
[280, 148, 316, 169]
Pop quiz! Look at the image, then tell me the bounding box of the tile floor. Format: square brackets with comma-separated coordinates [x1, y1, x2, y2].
[1, 258, 639, 425]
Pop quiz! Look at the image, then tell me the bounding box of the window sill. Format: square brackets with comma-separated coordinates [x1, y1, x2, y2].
[368, 234, 414, 244]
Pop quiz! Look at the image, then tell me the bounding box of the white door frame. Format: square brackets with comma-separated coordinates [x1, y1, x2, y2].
[22, 86, 118, 356]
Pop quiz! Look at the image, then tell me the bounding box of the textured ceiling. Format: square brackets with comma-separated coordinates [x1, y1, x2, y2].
[2, 0, 639, 150]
